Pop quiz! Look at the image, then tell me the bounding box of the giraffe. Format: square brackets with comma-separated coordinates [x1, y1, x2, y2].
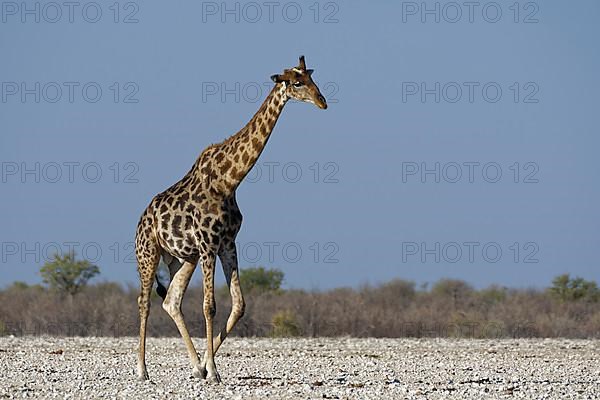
[134, 56, 327, 383]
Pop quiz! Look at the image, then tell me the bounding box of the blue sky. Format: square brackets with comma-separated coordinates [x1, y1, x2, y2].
[1, 1, 599, 289]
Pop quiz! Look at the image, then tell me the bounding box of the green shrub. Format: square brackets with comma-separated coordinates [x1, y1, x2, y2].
[240, 266, 284, 294]
[549, 274, 600, 302]
[271, 310, 301, 337]
[40, 252, 100, 296]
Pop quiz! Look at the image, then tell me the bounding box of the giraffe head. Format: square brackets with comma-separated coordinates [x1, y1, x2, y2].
[271, 56, 328, 110]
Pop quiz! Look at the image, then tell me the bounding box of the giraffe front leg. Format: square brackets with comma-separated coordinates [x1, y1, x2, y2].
[201, 243, 245, 371]
[201, 251, 221, 383]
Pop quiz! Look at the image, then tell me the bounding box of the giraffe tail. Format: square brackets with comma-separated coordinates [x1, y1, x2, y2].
[155, 274, 168, 300]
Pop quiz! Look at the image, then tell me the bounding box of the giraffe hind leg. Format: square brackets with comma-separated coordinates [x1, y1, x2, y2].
[161, 260, 204, 378]
[136, 230, 161, 381]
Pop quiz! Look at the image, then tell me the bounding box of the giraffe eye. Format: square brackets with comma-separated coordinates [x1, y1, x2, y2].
[292, 82, 303, 88]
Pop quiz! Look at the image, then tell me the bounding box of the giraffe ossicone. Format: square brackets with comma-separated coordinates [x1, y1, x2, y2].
[134, 56, 327, 382]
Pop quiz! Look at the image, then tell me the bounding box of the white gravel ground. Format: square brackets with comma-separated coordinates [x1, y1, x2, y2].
[0, 337, 598, 399]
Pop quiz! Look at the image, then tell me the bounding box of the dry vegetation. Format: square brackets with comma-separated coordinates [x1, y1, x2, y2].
[1, 275, 599, 338]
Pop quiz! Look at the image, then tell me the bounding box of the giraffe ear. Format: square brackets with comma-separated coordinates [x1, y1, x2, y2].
[271, 74, 283, 83]
[306, 69, 314, 76]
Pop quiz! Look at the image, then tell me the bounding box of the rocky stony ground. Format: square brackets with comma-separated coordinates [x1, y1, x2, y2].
[0, 337, 598, 399]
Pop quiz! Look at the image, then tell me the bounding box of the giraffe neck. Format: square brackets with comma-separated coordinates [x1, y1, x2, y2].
[202, 83, 288, 195]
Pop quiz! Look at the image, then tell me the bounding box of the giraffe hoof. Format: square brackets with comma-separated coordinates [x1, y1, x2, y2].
[206, 372, 221, 384]
[193, 366, 207, 379]
[137, 370, 149, 381]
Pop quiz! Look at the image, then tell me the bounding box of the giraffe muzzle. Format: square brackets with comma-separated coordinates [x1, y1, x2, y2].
[317, 95, 328, 110]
